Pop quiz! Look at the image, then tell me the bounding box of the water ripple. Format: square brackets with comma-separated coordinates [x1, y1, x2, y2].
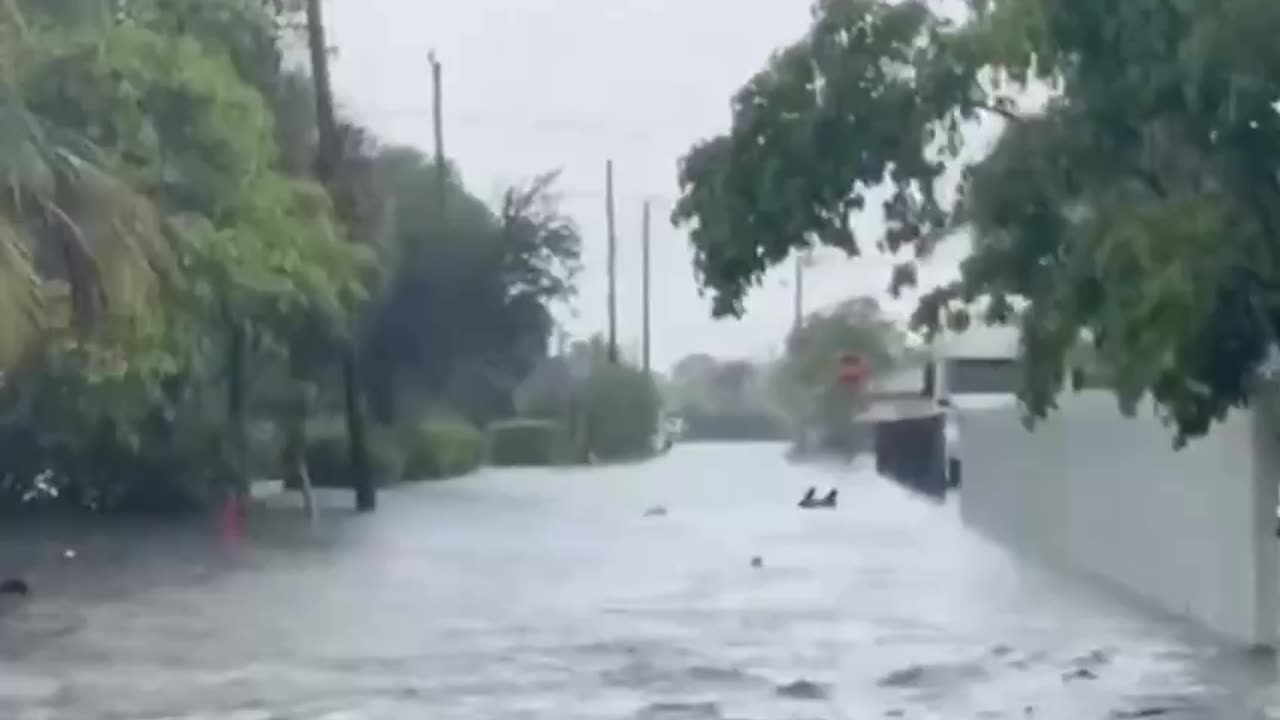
[0, 444, 1273, 718]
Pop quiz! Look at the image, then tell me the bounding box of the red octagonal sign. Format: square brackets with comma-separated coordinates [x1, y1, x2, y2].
[838, 352, 868, 388]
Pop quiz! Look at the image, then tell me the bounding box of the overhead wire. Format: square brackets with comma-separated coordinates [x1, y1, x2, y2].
[340, 104, 690, 205]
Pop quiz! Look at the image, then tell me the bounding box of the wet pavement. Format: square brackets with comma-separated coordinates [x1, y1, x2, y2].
[1, 443, 1278, 719]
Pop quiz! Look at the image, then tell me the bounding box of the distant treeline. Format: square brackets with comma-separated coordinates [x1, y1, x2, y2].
[680, 411, 788, 442]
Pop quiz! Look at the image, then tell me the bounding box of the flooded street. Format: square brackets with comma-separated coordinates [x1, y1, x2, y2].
[1, 444, 1276, 719]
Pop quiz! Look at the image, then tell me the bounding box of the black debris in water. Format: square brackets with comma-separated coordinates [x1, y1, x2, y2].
[0, 577, 29, 596]
[775, 679, 830, 700]
[1062, 667, 1098, 682]
[878, 665, 926, 688]
[637, 700, 721, 718]
[1111, 709, 1172, 719]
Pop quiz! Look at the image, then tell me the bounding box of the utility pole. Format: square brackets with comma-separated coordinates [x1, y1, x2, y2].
[641, 200, 652, 376]
[305, 0, 375, 512]
[793, 251, 806, 336]
[429, 51, 447, 225]
[606, 160, 619, 364]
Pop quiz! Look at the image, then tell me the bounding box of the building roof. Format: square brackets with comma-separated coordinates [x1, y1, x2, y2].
[931, 324, 1020, 360]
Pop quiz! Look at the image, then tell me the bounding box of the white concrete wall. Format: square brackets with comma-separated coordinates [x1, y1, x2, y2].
[958, 390, 1280, 646]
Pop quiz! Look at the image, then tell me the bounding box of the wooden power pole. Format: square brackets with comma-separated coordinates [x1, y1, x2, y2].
[641, 200, 651, 375]
[793, 252, 805, 335]
[606, 160, 619, 364]
[429, 51, 447, 223]
[305, 0, 375, 512]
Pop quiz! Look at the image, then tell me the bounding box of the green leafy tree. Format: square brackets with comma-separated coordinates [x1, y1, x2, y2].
[0, 0, 369, 510]
[0, 4, 171, 365]
[673, 0, 1280, 446]
[665, 354, 786, 441]
[360, 150, 582, 426]
[0, 0, 586, 511]
[777, 297, 904, 433]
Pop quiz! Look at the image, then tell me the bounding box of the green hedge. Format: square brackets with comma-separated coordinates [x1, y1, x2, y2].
[300, 417, 404, 489]
[290, 415, 485, 488]
[246, 420, 284, 479]
[488, 419, 569, 467]
[581, 363, 660, 461]
[402, 417, 487, 480]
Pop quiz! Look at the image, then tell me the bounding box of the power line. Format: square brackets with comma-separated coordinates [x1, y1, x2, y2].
[549, 187, 679, 205]
[352, 104, 672, 136]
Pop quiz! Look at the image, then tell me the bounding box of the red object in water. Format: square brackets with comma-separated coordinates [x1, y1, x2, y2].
[838, 352, 868, 388]
[220, 495, 243, 546]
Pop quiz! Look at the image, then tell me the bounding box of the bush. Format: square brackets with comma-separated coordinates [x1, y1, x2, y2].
[302, 416, 404, 489]
[582, 363, 660, 461]
[402, 417, 486, 480]
[488, 419, 570, 467]
[246, 420, 284, 479]
[680, 410, 787, 442]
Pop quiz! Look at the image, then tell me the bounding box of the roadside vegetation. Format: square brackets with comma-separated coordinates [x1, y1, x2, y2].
[0, 0, 591, 514]
[777, 297, 911, 457]
[514, 337, 662, 464]
[674, 0, 1280, 447]
[665, 355, 787, 442]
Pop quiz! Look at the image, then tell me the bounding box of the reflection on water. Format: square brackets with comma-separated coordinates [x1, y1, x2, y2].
[0, 444, 1277, 719]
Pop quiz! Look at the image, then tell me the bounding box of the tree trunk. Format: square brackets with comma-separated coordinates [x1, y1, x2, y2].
[306, 0, 375, 512]
[365, 343, 398, 425]
[305, 0, 340, 184]
[298, 453, 316, 521]
[282, 361, 317, 523]
[226, 316, 249, 501]
[283, 415, 316, 523]
[343, 350, 375, 511]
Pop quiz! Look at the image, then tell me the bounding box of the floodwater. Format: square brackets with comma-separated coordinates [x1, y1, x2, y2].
[0, 443, 1277, 719]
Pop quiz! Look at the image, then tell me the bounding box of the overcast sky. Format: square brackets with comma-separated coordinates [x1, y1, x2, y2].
[323, 0, 979, 372]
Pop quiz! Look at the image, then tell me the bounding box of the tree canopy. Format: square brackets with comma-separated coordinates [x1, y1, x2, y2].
[664, 353, 787, 441]
[672, 0, 1280, 445]
[0, 0, 584, 511]
[775, 296, 907, 450]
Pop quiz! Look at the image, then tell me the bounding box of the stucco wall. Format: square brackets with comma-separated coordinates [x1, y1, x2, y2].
[958, 390, 1280, 646]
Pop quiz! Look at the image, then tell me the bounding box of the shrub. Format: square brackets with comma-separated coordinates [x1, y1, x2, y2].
[488, 418, 569, 467]
[581, 363, 660, 461]
[680, 410, 787, 442]
[246, 420, 284, 479]
[301, 416, 404, 489]
[402, 417, 486, 480]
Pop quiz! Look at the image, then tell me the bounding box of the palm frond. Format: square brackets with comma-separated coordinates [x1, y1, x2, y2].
[0, 88, 169, 349]
[0, 213, 42, 367]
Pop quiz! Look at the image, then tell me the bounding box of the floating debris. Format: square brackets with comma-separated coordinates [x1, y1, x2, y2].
[637, 700, 721, 718]
[879, 665, 926, 687]
[775, 679, 829, 700]
[0, 577, 29, 596]
[1111, 709, 1171, 719]
[1063, 667, 1098, 682]
[1072, 647, 1115, 668]
[880, 661, 988, 691]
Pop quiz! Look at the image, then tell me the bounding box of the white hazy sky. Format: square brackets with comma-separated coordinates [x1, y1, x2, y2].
[324, 0, 985, 372]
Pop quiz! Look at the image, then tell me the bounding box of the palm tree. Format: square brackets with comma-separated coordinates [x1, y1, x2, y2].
[0, 6, 167, 368]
